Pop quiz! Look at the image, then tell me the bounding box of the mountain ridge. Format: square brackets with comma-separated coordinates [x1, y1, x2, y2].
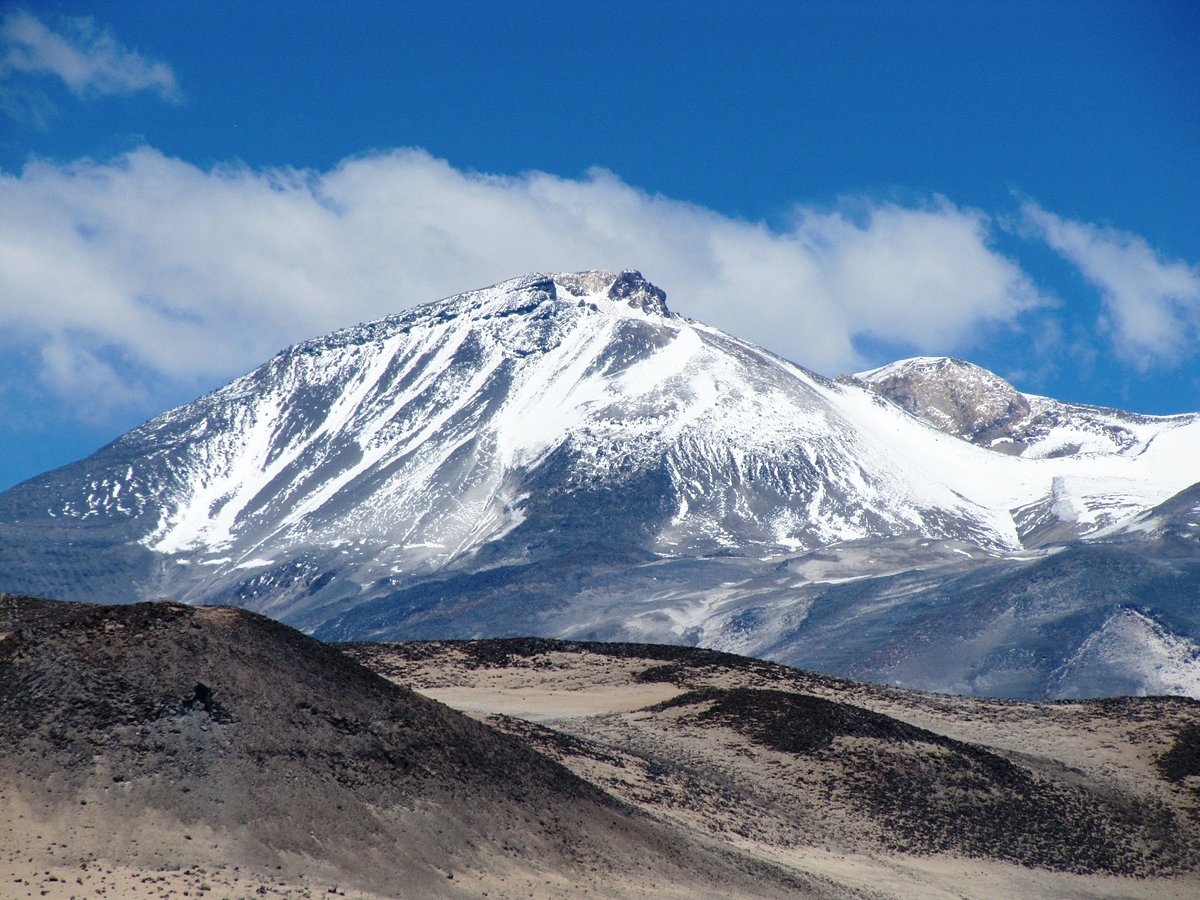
[1, 270, 1198, 699]
[855, 354, 1196, 459]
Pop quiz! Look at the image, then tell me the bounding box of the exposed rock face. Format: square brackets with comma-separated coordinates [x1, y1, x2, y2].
[855, 354, 1197, 460]
[855, 356, 1032, 454]
[604, 269, 670, 315]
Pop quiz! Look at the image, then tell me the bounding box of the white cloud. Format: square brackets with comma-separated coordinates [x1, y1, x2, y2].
[0, 146, 1043, 419]
[1023, 202, 1200, 369]
[1, 10, 179, 102]
[38, 337, 148, 421]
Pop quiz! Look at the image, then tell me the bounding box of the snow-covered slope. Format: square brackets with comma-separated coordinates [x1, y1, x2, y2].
[857, 355, 1198, 461]
[854, 356, 1034, 450]
[2, 271, 1198, 699]
[1048, 606, 1200, 699]
[856, 355, 1200, 543]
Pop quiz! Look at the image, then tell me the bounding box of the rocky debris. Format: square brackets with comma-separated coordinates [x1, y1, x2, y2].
[1159, 723, 1200, 784]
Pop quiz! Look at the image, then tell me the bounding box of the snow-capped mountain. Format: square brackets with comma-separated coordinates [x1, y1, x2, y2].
[856, 355, 1194, 460]
[2, 271, 1198, 699]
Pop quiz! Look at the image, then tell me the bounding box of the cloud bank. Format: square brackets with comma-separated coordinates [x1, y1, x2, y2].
[0, 146, 1049, 418]
[1023, 202, 1200, 370]
[1, 9, 179, 110]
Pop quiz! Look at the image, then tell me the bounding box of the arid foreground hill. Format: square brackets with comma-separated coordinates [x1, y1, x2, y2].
[348, 638, 1200, 899]
[0, 595, 828, 899]
[3, 594, 1200, 899]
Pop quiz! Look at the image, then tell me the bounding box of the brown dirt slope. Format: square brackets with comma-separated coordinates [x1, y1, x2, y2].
[0, 596, 841, 899]
[347, 636, 1200, 896]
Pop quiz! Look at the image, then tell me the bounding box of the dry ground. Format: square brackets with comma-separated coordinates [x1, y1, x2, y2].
[4, 594, 1198, 899]
[347, 638, 1200, 899]
[0, 598, 841, 899]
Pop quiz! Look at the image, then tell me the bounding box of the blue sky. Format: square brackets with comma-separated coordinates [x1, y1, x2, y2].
[1, 0, 1198, 490]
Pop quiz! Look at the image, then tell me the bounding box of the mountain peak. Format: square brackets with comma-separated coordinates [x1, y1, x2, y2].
[856, 355, 1001, 382]
[604, 270, 670, 315]
[852, 354, 1197, 462]
[854, 355, 1031, 450]
[552, 269, 670, 316]
[3, 275, 1199, 701]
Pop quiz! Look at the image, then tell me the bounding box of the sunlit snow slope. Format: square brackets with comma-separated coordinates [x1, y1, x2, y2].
[2, 271, 1198, 699]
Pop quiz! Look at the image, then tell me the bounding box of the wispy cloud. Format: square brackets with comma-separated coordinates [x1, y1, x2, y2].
[1023, 202, 1200, 370]
[0, 146, 1043, 421]
[0, 9, 180, 108]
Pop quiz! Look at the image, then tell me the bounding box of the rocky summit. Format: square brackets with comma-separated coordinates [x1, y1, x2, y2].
[1, 271, 1198, 699]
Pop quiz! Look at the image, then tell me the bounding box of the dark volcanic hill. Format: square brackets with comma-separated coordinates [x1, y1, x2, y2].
[0, 594, 824, 899]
